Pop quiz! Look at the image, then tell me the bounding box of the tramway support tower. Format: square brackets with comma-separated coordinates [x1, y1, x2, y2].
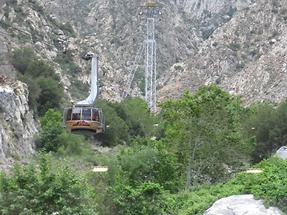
[141, 0, 159, 112]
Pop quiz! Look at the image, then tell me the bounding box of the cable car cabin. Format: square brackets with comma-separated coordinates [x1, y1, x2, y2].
[64, 107, 105, 134]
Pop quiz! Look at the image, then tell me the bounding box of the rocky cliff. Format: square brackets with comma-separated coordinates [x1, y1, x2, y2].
[0, 80, 37, 170]
[1, 0, 261, 103]
[159, 0, 287, 104]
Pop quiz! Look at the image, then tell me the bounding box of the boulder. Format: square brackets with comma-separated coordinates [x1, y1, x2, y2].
[276, 146, 287, 160]
[204, 195, 283, 215]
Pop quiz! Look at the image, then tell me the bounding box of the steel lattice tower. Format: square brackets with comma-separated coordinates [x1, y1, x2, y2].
[142, 1, 158, 112]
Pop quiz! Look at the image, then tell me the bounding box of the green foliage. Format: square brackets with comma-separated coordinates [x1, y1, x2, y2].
[243, 101, 287, 162]
[12, 48, 63, 116]
[36, 77, 64, 116]
[114, 98, 156, 137]
[36, 109, 87, 154]
[97, 98, 157, 146]
[160, 85, 249, 187]
[59, 23, 76, 37]
[249, 157, 287, 211]
[173, 157, 287, 215]
[11, 48, 35, 73]
[0, 155, 96, 215]
[110, 181, 171, 215]
[36, 109, 63, 152]
[97, 100, 130, 146]
[55, 53, 81, 75]
[86, 140, 180, 214]
[116, 142, 180, 191]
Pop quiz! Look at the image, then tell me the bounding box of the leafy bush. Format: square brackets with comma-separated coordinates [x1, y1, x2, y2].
[59, 23, 76, 37]
[36, 109, 63, 152]
[36, 109, 87, 153]
[115, 141, 180, 191]
[86, 140, 180, 214]
[243, 101, 287, 162]
[97, 100, 130, 146]
[12, 48, 63, 116]
[110, 181, 171, 215]
[113, 98, 156, 137]
[173, 157, 287, 215]
[11, 48, 35, 73]
[0, 155, 97, 215]
[55, 53, 81, 75]
[36, 77, 63, 116]
[97, 98, 157, 146]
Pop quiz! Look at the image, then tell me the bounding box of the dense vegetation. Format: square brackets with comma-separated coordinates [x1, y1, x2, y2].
[12, 48, 64, 116]
[172, 157, 287, 214]
[2, 51, 287, 214]
[0, 155, 96, 214]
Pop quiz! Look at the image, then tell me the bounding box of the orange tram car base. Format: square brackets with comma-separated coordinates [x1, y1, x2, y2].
[64, 107, 105, 134]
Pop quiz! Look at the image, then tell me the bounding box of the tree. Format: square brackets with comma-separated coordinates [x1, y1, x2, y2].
[36, 109, 87, 154]
[96, 98, 157, 146]
[97, 100, 129, 146]
[161, 85, 249, 188]
[36, 109, 64, 152]
[115, 98, 156, 137]
[36, 77, 64, 116]
[12, 48, 64, 116]
[243, 101, 287, 162]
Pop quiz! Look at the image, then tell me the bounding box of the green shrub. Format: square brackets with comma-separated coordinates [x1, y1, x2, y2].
[114, 98, 156, 137]
[36, 109, 64, 152]
[36, 77, 63, 116]
[59, 23, 76, 37]
[243, 101, 287, 162]
[97, 100, 129, 146]
[110, 181, 171, 215]
[0, 155, 97, 214]
[116, 142, 180, 191]
[11, 48, 36, 74]
[36, 109, 87, 154]
[12, 48, 64, 116]
[55, 53, 81, 75]
[96, 98, 157, 146]
[173, 157, 287, 215]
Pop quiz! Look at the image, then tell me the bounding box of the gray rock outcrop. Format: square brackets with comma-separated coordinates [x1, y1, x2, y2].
[0, 81, 37, 170]
[204, 195, 283, 215]
[276, 146, 287, 160]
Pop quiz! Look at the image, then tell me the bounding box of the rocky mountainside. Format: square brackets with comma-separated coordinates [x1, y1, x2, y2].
[1, 0, 269, 103]
[0, 80, 37, 170]
[159, 0, 287, 104]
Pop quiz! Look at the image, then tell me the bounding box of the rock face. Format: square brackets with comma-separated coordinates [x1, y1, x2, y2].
[0, 81, 37, 170]
[0, 0, 254, 103]
[1, 0, 287, 105]
[204, 195, 283, 215]
[159, 0, 287, 104]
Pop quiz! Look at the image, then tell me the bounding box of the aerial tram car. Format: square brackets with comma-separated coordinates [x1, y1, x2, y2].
[64, 52, 105, 134]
